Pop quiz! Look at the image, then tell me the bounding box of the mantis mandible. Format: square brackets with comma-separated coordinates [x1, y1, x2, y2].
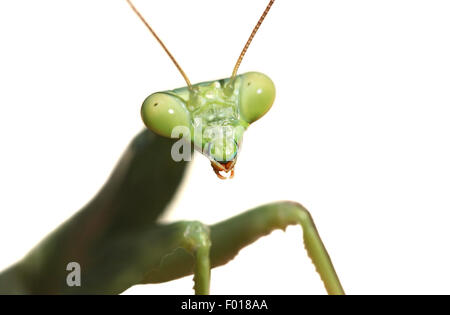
[0, 0, 345, 295]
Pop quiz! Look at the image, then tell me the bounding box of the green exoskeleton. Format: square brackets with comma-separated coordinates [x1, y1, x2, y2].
[142, 72, 275, 179]
[0, 0, 345, 295]
[129, 0, 276, 179]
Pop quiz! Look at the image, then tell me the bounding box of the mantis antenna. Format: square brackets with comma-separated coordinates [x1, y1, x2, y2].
[231, 0, 275, 80]
[126, 0, 192, 88]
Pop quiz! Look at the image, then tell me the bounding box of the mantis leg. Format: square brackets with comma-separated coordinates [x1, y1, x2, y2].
[177, 221, 211, 295]
[209, 201, 345, 295]
[88, 220, 213, 295]
[142, 201, 344, 295]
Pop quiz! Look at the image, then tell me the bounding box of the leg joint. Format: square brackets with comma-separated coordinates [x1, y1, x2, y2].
[179, 221, 211, 253]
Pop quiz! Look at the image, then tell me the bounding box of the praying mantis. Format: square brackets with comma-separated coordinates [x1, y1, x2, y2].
[0, 0, 344, 295]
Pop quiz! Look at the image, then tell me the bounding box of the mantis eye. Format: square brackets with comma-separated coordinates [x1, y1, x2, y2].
[141, 93, 191, 138]
[239, 72, 276, 124]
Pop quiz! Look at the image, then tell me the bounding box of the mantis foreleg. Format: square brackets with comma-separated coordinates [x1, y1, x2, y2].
[142, 202, 344, 295]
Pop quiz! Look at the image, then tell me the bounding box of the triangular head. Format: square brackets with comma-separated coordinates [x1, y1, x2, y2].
[126, 0, 276, 179]
[141, 72, 275, 179]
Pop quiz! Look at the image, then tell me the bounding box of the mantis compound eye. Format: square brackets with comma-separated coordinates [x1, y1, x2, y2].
[141, 93, 191, 138]
[239, 72, 276, 124]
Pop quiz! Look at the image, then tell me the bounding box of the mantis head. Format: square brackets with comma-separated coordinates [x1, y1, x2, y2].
[141, 72, 275, 179]
[127, 0, 276, 179]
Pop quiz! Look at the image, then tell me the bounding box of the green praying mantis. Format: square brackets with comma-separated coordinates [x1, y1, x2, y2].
[0, 0, 344, 295]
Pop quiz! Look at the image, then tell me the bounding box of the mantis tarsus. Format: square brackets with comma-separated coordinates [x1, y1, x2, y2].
[0, 0, 344, 295]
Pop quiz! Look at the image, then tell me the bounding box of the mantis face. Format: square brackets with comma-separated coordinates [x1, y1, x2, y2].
[141, 72, 275, 179]
[127, 0, 275, 179]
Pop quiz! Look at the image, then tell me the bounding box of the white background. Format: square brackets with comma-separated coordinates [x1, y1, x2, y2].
[1, 0, 450, 295]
